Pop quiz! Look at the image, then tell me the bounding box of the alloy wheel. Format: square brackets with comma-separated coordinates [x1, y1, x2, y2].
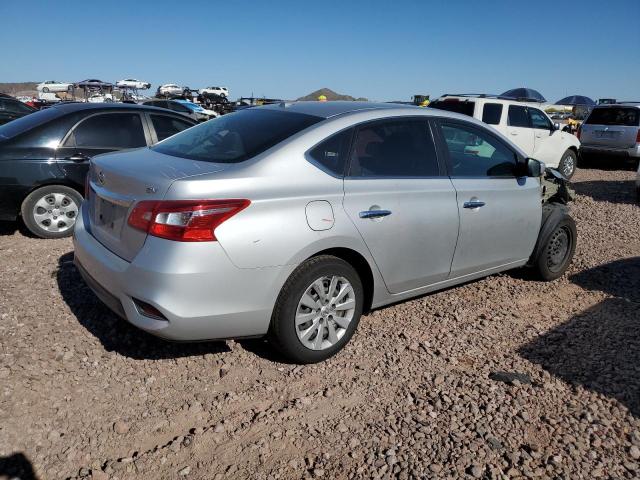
[295, 275, 356, 351]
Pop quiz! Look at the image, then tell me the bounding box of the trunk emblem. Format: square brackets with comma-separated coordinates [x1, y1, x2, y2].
[97, 171, 105, 185]
[146, 186, 157, 194]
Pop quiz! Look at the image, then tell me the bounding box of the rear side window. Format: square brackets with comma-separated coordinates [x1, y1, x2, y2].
[67, 113, 147, 149]
[429, 100, 475, 117]
[482, 103, 503, 125]
[151, 115, 194, 142]
[508, 105, 530, 127]
[348, 120, 439, 177]
[152, 108, 322, 163]
[440, 122, 516, 177]
[308, 129, 352, 176]
[168, 102, 190, 113]
[586, 107, 640, 126]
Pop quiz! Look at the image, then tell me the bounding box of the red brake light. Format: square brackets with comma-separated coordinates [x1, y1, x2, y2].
[636, 129, 640, 144]
[127, 199, 250, 242]
[576, 126, 581, 140]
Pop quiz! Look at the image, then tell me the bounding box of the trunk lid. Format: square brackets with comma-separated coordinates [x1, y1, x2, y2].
[580, 123, 638, 148]
[87, 148, 229, 261]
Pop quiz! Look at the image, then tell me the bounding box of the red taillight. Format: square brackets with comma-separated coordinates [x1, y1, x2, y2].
[576, 126, 581, 140]
[127, 199, 250, 242]
[84, 175, 90, 199]
[636, 129, 640, 144]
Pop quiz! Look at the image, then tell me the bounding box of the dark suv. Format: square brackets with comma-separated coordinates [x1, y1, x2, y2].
[0, 103, 196, 238]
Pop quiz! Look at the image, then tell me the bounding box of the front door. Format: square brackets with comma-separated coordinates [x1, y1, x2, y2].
[528, 107, 558, 166]
[342, 118, 459, 294]
[56, 112, 149, 187]
[436, 120, 541, 277]
[505, 105, 535, 155]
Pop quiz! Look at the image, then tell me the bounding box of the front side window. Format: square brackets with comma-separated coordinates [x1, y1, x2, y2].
[508, 105, 530, 127]
[66, 113, 146, 149]
[308, 128, 352, 176]
[151, 115, 194, 141]
[429, 99, 475, 117]
[348, 120, 439, 177]
[482, 103, 503, 125]
[440, 122, 516, 177]
[152, 108, 322, 163]
[529, 108, 552, 130]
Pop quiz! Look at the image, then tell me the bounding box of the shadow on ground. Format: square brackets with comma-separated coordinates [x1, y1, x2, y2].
[572, 178, 638, 205]
[0, 452, 38, 480]
[56, 252, 231, 360]
[519, 257, 640, 416]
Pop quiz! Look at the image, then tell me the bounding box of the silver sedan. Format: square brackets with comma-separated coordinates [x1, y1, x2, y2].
[73, 102, 576, 363]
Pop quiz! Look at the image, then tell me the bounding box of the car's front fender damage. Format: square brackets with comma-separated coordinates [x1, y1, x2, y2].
[528, 169, 576, 266]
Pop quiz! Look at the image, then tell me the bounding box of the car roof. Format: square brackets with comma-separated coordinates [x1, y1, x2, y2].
[434, 94, 545, 107]
[594, 102, 640, 108]
[260, 101, 423, 118]
[50, 102, 178, 114]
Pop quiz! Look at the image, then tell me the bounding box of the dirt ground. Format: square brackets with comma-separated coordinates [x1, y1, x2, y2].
[1, 165, 639, 480]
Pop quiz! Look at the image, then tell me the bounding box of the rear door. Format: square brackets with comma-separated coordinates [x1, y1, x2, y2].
[435, 119, 541, 277]
[55, 112, 150, 187]
[505, 105, 535, 155]
[342, 118, 459, 293]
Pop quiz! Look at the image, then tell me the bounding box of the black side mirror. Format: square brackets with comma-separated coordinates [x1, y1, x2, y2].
[526, 158, 545, 177]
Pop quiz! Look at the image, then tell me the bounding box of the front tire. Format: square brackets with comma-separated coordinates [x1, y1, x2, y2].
[268, 255, 364, 363]
[558, 149, 577, 179]
[21, 185, 82, 239]
[532, 216, 577, 281]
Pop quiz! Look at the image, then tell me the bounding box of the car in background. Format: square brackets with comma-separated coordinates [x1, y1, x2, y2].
[0, 96, 36, 126]
[157, 84, 189, 99]
[429, 95, 581, 178]
[142, 99, 217, 122]
[37, 81, 73, 93]
[73, 102, 576, 363]
[116, 78, 152, 90]
[0, 103, 196, 238]
[579, 103, 640, 166]
[199, 86, 229, 98]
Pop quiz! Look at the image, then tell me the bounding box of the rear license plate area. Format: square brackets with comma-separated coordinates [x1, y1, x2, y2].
[95, 196, 127, 234]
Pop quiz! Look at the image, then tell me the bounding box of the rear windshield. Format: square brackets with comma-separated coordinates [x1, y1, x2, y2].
[152, 108, 323, 163]
[0, 106, 65, 140]
[585, 107, 640, 126]
[428, 99, 475, 117]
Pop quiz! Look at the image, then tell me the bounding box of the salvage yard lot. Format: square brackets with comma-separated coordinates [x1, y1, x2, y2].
[1, 166, 639, 479]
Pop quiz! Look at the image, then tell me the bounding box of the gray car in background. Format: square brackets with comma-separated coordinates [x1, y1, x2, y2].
[73, 102, 576, 363]
[579, 103, 640, 164]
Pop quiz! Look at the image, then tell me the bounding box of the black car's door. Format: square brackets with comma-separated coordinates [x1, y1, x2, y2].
[55, 111, 149, 187]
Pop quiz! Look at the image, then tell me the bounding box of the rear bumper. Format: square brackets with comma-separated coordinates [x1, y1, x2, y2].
[72, 203, 295, 341]
[580, 144, 640, 158]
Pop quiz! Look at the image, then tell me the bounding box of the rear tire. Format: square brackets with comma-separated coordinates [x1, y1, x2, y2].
[268, 255, 364, 363]
[21, 185, 82, 239]
[558, 150, 577, 179]
[532, 216, 577, 281]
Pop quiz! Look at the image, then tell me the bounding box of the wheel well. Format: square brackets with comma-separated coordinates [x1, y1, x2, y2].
[567, 146, 578, 156]
[21, 182, 84, 216]
[310, 247, 375, 314]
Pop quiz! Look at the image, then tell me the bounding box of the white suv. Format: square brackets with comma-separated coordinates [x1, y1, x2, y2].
[430, 95, 581, 178]
[199, 86, 229, 98]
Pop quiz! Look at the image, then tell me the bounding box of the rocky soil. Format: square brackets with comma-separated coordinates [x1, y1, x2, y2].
[1, 166, 639, 480]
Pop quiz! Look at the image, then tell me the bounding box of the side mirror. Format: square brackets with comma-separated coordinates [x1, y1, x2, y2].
[553, 123, 560, 131]
[526, 158, 545, 177]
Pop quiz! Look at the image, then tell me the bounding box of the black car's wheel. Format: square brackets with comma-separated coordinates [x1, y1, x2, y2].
[21, 185, 83, 239]
[558, 150, 577, 179]
[532, 216, 577, 281]
[268, 255, 364, 364]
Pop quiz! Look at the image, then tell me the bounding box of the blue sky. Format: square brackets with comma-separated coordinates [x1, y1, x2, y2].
[1, 0, 638, 102]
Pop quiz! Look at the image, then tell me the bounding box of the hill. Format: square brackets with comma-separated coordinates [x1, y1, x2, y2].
[297, 88, 367, 102]
[0, 82, 39, 97]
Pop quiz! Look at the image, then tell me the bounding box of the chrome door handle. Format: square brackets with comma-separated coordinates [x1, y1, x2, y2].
[510, 132, 518, 136]
[65, 154, 90, 162]
[359, 209, 392, 219]
[463, 200, 486, 209]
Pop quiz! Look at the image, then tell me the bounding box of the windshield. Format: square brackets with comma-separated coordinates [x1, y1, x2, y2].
[0, 107, 66, 140]
[585, 107, 640, 126]
[152, 108, 322, 163]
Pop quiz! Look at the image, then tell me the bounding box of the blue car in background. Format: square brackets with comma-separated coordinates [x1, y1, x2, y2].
[142, 99, 217, 122]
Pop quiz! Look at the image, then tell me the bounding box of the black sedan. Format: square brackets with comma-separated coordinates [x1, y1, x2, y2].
[0, 103, 196, 238]
[0, 96, 36, 126]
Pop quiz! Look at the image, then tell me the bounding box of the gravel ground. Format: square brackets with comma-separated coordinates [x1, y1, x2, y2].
[1, 166, 639, 480]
